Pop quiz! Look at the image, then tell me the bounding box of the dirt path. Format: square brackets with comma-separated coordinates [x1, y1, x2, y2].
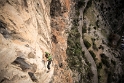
[78, 7, 98, 83]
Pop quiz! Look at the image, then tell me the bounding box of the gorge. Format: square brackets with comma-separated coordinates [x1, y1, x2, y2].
[0, 0, 124, 83]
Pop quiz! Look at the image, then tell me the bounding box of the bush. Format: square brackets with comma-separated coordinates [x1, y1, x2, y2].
[72, 18, 79, 26]
[76, 10, 80, 16]
[98, 45, 104, 50]
[100, 53, 110, 67]
[93, 27, 96, 30]
[67, 38, 75, 48]
[75, 48, 82, 56]
[83, 0, 92, 13]
[75, 32, 80, 38]
[96, 20, 99, 27]
[107, 72, 112, 83]
[91, 38, 98, 51]
[100, 53, 108, 59]
[77, 0, 85, 8]
[89, 50, 96, 61]
[93, 43, 98, 51]
[84, 40, 91, 49]
[66, 24, 83, 71]
[82, 27, 87, 33]
[87, 0, 92, 7]
[101, 58, 110, 68]
[111, 60, 116, 65]
[87, 70, 94, 79]
[97, 62, 102, 69]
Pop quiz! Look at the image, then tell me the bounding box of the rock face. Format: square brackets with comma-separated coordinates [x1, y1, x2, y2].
[0, 0, 53, 83]
[50, 0, 73, 82]
[0, 0, 124, 83]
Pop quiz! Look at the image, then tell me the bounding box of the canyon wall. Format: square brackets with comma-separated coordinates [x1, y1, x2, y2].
[0, 0, 53, 83]
[0, 0, 124, 83]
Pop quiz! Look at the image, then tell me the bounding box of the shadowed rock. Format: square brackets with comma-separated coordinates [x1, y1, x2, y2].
[0, 77, 9, 83]
[0, 20, 10, 38]
[28, 72, 37, 82]
[12, 57, 31, 71]
[23, 0, 28, 7]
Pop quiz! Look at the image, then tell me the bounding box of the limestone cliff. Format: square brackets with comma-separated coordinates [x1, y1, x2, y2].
[0, 0, 53, 83]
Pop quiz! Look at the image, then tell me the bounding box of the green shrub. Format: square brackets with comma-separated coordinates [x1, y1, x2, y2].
[76, 11, 80, 16]
[101, 58, 110, 68]
[84, 40, 91, 49]
[72, 18, 79, 26]
[88, 27, 91, 32]
[75, 32, 80, 38]
[82, 27, 87, 33]
[107, 72, 112, 83]
[98, 45, 104, 50]
[111, 60, 116, 65]
[77, 0, 85, 9]
[87, 0, 92, 7]
[66, 48, 71, 56]
[96, 20, 99, 27]
[100, 53, 110, 67]
[100, 53, 108, 59]
[75, 48, 81, 56]
[67, 38, 74, 45]
[93, 27, 96, 30]
[91, 38, 98, 51]
[97, 62, 102, 69]
[89, 50, 96, 61]
[93, 43, 98, 51]
[83, 0, 92, 13]
[66, 25, 83, 71]
[98, 75, 101, 79]
[87, 71, 94, 79]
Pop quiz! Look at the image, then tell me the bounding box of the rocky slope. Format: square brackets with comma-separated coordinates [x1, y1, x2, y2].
[0, 0, 124, 83]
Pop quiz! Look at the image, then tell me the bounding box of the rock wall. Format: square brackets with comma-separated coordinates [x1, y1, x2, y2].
[0, 0, 53, 83]
[50, 0, 73, 82]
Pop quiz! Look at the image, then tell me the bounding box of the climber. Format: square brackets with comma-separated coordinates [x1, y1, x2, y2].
[45, 52, 52, 72]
